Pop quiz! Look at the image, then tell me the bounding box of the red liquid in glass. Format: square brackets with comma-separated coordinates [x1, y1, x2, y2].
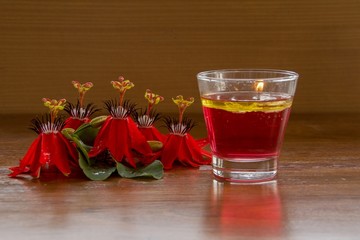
[202, 92, 292, 159]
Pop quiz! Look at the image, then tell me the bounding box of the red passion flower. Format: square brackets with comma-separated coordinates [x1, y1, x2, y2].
[161, 95, 211, 169]
[88, 77, 153, 167]
[9, 99, 78, 178]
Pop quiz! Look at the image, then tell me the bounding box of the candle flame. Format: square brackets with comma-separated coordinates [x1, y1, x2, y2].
[255, 80, 264, 92]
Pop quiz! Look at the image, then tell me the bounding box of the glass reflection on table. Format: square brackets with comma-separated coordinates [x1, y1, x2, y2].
[208, 180, 284, 239]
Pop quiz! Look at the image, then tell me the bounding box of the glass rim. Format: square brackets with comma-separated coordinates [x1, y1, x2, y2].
[197, 69, 299, 82]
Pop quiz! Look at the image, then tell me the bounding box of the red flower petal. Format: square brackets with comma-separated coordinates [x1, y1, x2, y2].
[159, 133, 212, 170]
[112, 118, 136, 168]
[88, 116, 113, 157]
[45, 133, 71, 176]
[179, 135, 207, 168]
[193, 137, 212, 158]
[185, 134, 211, 165]
[176, 136, 193, 167]
[161, 134, 182, 170]
[89, 117, 151, 168]
[138, 126, 166, 142]
[63, 117, 89, 130]
[9, 136, 42, 177]
[9, 132, 78, 178]
[60, 133, 80, 169]
[127, 118, 152, 156]
[196, 137, 209, 148]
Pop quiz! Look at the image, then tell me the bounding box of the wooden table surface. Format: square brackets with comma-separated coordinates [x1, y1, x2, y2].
[0, 114, 359, 240]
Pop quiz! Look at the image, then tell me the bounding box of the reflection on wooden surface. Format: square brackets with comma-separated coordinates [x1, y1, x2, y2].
[209, 180, 283, 239]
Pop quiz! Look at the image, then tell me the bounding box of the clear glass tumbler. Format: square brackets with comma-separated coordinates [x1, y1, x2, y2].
[197, 69, 298, 182]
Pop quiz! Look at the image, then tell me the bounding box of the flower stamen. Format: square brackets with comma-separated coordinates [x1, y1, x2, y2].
[42, 98, 66, 124]
[144, 89, 164, 116]
[72, 81, 93, 108]
[172, 95, 194, 124]
[111, 76, 134, 107]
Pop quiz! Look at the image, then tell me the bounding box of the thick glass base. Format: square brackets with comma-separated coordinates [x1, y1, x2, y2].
[212, 155, 277, 183]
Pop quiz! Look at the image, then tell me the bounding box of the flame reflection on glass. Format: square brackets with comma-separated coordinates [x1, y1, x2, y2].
[255, 80, 264, 92]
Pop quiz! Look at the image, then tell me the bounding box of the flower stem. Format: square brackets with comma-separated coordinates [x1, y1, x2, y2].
[119, 92, 124, 107]
[147, 103, 153, 116]
[50, 111, 55, 124]
[179, 108, 184, 124]
[79, 92, 84, 108]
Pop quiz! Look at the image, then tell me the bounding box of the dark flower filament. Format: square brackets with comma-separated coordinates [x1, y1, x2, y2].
[163, 116, 195, 136]
[133, 109, 161, 127]
[64, 101, 99, 119]
[104, 99, 136, 119]
[30, 114, 65, 134]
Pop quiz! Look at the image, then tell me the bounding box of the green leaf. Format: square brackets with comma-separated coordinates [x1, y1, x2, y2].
[116, 160, 164, 180]
[63, 124, 116, 181]
[73, 123, 99, 146]
[75, 138, 92, 152]
[72, 137, 92, 164]
[78, 151, 116, 181]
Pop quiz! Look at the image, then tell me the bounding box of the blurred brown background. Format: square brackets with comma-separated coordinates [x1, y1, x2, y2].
[1, 0, 359, 115]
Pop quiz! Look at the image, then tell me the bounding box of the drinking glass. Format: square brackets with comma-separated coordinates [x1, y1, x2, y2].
[197, 69, 298, 182]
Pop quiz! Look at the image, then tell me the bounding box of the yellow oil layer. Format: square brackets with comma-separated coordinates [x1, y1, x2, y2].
[201, 97, 293, 113]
